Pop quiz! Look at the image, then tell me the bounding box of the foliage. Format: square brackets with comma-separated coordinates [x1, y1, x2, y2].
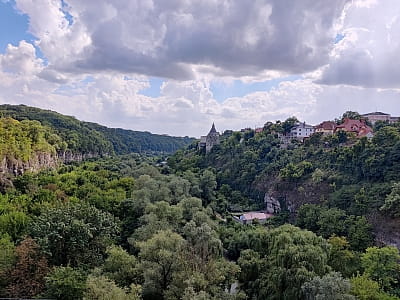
[44, 266, 87, 300]
[84, 275, 141, 300]
[4, 237, 49, 298]
[30, 203, 119, 268]
[0, 104, 194, 155]
[361, 246, 400, 294]
[302, 272, 355, 300]
[381, 182, 400, 217]
[350, 275, 400, 300]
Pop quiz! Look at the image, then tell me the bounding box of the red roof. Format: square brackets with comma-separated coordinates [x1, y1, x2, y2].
[334, 118, 373, 136]
[316, 121, 336, 130]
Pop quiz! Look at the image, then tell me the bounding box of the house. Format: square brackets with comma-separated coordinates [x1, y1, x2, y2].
[198, 123, 220, 153]
[361, 112, 391, 124]
[233, 211, 273, 225]
[289, 122, 315, 140]
[255, 127, 264, 133]
[334, 118, 373, 138]
[315, 121, 336, 135]
[361, 112, 400, 125]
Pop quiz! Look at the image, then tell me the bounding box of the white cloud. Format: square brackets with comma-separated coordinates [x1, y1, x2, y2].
[319, 0, 400, 88]
[14, 0, 348, 80]
[1, 0, 400, 138]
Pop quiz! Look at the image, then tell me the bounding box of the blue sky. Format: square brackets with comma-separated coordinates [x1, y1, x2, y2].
[0, 0, 33, 52]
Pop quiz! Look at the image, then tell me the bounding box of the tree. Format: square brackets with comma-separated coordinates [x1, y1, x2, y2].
[84, 275, 141, 300]
[350, 275, 399, 300]
[199, 170, 217, 205]
[5, 237, 49, 298]
[44, 266, 86, 300]
[238, 249, 262, 299]
[327, 236, 360, 278]
[282, 117, 299, 133]
[30, 203, 119, 268]
[361, 246, 400, 293]
[137, 230, 185, 299]
[302, 272, 355, 300]
[102, 245, 140, 288]
[0, 235, 16, 294]
[255, 225, 331, 300]
[380, 182, 400, 217]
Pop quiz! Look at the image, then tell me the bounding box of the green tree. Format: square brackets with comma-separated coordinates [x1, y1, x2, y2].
[30, 203, 119, 268]
[361, 246, 400, 293]
[381, 182, 400, 217]
[102, 245, 140, 288]
[302, 272, 355, 300]
[256, 225, 331, 300]
[44, 266, 86, 300]
[199, 170, 217, 205]
[350, 274, 399, 300]
[0, 235, 16, 294]
[137, 230, 185, 299]
[327, 236, 360, 277]
[84, 275, 141, 300]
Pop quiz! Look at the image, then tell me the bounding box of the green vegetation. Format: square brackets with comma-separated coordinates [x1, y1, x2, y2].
[0, 104, 194, 156]
[0, 109, 400, 299]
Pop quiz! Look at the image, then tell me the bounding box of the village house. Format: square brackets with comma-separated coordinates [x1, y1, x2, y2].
[315, 121, 336, 135]
[233, 211, 273, 225]
[361, 112, 400, 125]
[288, 122, 315, 140]
[334, 118, 374, 138]
[199, 123, 220, 153]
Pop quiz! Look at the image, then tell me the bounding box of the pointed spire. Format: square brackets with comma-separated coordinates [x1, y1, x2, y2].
[208, 123, 217, 134]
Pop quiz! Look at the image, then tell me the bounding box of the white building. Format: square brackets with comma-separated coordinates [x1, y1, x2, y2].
[289, 122, 315, 139]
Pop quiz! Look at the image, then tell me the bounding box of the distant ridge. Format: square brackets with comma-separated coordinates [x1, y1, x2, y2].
[0, 104, 194, 155]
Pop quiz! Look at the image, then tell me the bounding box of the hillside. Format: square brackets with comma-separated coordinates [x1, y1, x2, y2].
[169, 114, 400, 248]
[0, 114, 400, 299]
[0, 104, 194, 156]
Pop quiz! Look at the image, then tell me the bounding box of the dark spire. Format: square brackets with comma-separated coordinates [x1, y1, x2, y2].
[208, 123, 217, 135]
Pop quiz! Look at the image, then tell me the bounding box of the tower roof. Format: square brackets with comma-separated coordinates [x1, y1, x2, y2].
[208, 123, 217, 135]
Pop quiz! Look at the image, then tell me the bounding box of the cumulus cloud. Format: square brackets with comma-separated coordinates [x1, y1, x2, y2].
[14, 0, 348, 79]
[1, 0, 400, 137]
[319, 0, 400, 88]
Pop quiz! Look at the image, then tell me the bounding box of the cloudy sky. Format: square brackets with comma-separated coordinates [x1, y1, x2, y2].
[1, 0, 399, 137]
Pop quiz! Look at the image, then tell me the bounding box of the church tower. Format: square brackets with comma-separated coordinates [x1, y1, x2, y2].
[205, 123, 220, 153]
[199, 123, 220, 153]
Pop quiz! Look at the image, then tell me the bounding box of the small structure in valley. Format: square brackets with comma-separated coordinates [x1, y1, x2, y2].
[199, 123, 220, 153]
[233, 211, 273, 225]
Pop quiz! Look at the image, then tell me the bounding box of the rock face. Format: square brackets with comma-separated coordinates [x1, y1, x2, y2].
[264, 192, 281, 214]
[0, 152, 59, 177]
[0, 151, 103, 178]
[58, 151, 98, 163]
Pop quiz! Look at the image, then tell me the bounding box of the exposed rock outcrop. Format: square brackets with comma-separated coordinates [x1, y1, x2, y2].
[0, 151, 103, 180]
[264, 192, 281, 214]
[0, 152, 59, 177]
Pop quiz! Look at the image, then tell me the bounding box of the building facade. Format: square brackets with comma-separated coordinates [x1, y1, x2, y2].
[289, 122, 315, 139]
[315, 121, 336, 135]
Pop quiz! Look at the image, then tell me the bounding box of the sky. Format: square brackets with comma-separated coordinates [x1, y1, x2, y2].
[0, 0, 399, 137]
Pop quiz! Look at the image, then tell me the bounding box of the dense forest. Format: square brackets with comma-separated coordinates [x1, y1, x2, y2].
[0, 110, 400, 299]
[0, 105, 194, 155]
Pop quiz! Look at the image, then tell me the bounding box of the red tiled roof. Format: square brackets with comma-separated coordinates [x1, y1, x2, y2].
[335, 118, 371, 132]
[316, 121, 336, 130]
